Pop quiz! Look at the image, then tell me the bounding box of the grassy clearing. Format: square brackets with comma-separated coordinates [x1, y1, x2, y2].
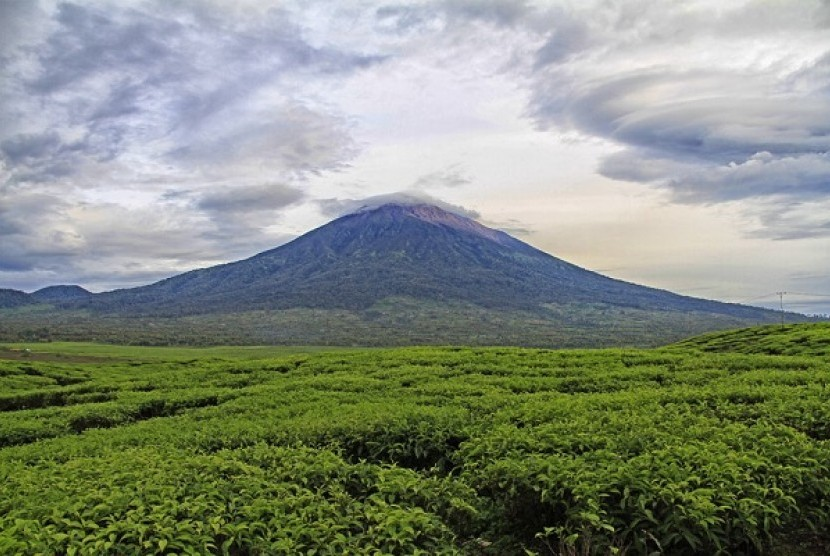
[1, 326, 828, 554]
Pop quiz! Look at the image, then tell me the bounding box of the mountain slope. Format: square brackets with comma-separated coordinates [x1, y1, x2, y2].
[2, 202, 812, 346]
[0, 289, 32, 309]
[71, 203, 779, 321]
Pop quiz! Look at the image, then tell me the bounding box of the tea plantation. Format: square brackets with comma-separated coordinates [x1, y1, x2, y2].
[1, 324, 829, 554]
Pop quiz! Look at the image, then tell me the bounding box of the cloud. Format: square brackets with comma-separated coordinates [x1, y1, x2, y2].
[317, 191, 480, 220]
[569, 74, 830, 162]
[376, 0, 531, 34]
[572, 69, 830, 238]
[0, 1, 379, 185]
[0, 192, 80, 272]
[167, 103, 357, 178]
[0, 2, 48, 60]
[600, 151, 830, 202]
[511, 1, 830, 238]
[485, 220, 533, 236]
[196, 183, 304, 215]
[532, 15, 588, 68]
[25, 3, 178, 94]
[411, 165, 471, 189]
[0, 131, 86, 183]
[0, 132, 62, 165]
[369, 0, 830, 222]
[598, 147, 830, 239]
[0, 183, 297, 290]
[745, 198, 830, 241]
[789, 50, 830, 95]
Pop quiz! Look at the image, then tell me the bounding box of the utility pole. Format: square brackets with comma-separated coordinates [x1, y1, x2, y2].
[776, 291, 786, 328]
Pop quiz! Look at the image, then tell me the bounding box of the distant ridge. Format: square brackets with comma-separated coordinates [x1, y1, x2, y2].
[0, 289, 32, 309]
[31, 285, 92, 303]
[0, 285, 92, 308]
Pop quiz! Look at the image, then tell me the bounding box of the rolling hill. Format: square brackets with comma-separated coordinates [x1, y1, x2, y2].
[673, 322, 830, 356]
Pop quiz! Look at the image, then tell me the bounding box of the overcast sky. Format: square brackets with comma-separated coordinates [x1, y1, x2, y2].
[1, 0, 829, 314]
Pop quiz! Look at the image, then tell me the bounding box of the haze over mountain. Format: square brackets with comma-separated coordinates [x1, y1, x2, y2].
[0, 201, 806, 347]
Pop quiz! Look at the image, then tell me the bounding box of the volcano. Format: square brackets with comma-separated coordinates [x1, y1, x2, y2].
[72, 203, 772, 317]
[2, 202, 804, 346]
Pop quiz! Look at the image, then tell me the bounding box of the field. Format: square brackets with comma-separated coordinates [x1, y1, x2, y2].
[1, 324, 829, 554]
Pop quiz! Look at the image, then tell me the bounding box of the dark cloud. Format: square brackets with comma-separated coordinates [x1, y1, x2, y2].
[1, 1, 380, 185]
[376, 0, 530, 33]
[196, 184, 304, 215]
[89, 80, 143, 122]
[745, 200, 830, 241]
[0, 132, 62, 164]
[0, 257, 34, 273]
[532, 71, 830, 160]
[0, 192, 78, 272]
[601, 151, 830, 202]
[574, 75, 830, 228]
[0, 130, 108, 183]
[533, 13, 587, 68]
[26, 2, 178, 94]
[441, 0, 530, 26]
[0, 1, 46, 58]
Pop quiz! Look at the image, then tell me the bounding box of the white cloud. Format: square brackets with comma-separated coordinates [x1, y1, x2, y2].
[317, 190, 480, 219]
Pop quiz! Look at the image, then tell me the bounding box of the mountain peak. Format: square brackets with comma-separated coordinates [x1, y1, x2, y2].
[340, 192, 476, 217]
[350, 201, 517, 247]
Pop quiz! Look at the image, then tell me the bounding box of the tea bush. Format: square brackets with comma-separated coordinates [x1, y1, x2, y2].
[1, 331, 829, 554]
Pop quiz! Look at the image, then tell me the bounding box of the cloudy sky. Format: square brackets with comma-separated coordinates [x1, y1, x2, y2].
[2, 0, 829, 314]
